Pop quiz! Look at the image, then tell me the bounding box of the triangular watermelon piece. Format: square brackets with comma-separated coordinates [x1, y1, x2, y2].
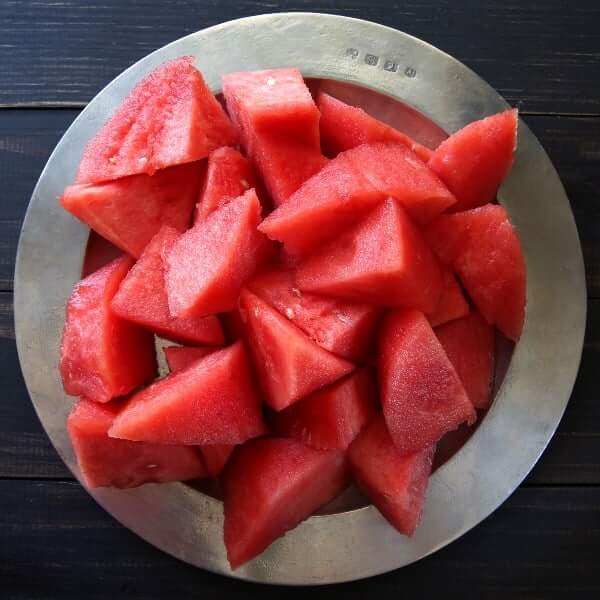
[60, 256, 157, 403]
[164, 188, 272, 317]
[239, 289, 355, 411]
[195, 146, 259, 222]
[435, 311, 495, 410]
[259, 142, 456, 257]
[82, 233, 123, 277]
[296, 198, 443, 313]
[348, 415, 434, 536]
[223, 437, 348, 569]
[68, 398, 207, 488]
[109, 341, 266, 445]
[424, 204, 526, 341]
[163, 345, 216, 373]
[317, 92, 433, 161]
[161, 346, 235, 476]
[61, 162, 202, 258]
[222, 68, 326, 206]
[248, 268, 380, 362]
[111, 227, 224, 345]
[428, 109, 518, 212]
[76, 56, 237, 184]
[271, 369, 377, 450]
[200, 444, 235, 479]
[379, 309, 476, 455]
[427, 269, 469, 328]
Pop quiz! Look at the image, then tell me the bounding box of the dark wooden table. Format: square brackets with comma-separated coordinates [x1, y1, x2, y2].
[2, 2, 599, 598]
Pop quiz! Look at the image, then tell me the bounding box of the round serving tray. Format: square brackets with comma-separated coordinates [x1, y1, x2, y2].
[14, 12, 586, 585]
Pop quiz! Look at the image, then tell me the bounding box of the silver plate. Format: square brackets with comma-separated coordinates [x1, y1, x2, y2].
[14, 13, 586, 585]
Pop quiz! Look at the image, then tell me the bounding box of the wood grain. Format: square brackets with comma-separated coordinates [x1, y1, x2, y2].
[1, 480, 599, 598]
[0, 1, 599, 113]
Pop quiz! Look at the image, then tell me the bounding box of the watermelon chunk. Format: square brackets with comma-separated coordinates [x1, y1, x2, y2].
[163, 346, 216, 373]
[348, 415, 434, 535]
[427, 269, 469, 328]
[220, 309, 246, 343]
[239, 289, 355, 411]
[161, 346, 235, 476]
[424, 204, 526, 341]
[68, 398, 207, 488]
[164, 188, 272, 317]
[60, 256, 156, 403]
[272, 369, 377, 450]
[435, 311, 495, 410]
[200, 444, 235, 479]
[259, 142, 456, 256]
[428, 109, 518, 212]
[109, 341, 266, 445]
[76, 56, 237, 184]
[82, 233, 123, 278]
[111, 227, 225, 345]
[248, 268, 379, 361]
[195, 146, 259, 222]
[223, 437, 348, 569]
[379, 309, 476, 455]
[61, 162, 202, 258]
[223, 68, 326, 206]
[296, 198, 443, 313]
[317, 92, 433, 162]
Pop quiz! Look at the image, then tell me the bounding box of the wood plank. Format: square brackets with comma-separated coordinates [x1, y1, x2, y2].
[0, 1, 599, 113]
[0, 480, 598, 597]
[0, 109, 78, 290]
[2, 287, 600, 484]
[1, 110, 600, 295]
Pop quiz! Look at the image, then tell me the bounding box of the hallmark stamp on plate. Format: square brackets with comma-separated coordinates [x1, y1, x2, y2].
[344, 48, 417, 78]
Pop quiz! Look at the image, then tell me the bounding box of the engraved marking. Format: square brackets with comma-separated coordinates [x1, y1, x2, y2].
[364, 53, 379, 66]
[405, 66, 417, 78]
[384, 60, 398, 72]
[345, 47, 359, 59]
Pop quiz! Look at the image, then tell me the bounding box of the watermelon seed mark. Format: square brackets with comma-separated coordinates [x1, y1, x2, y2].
[291, 287, 302, 298]
[284, 307, 295, 319]
[146, 464, 158, 469]
[266, 77, 276, 86]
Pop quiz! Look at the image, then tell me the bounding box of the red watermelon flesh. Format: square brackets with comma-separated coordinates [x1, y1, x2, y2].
[248, 268, 380, 361]
[296, 198, 443, 313]
[435, 311, 495, 410]
[250, 134, 328, 207]
[161, 346, 235, 476]
[221, 309, 246, 343]
[164, 188, 272, 317]
[61, 161, 202, 258]
[223, 437, 348, 569]
[239, 289, 355, 411]
[109, 341, 266, 445]
[76, 56, 237, 184]
[163, 345, 216, 373]
[111, 227, 224, 345]
[259, 142, 456, 257]
[424, 204, 525, 341]
[195, 146, 258, 222]
[428, 109, 518, 212]
[60, 256, 157, 403]
[317, 92, 433, 162]
[200, 444, 236, 479]
[379, 309, 476, 455]
[222, 68, 321, 149]
[68, 398, 207, 488]
[223, 68, 326, 206]
[427, 269, 469, 328]
[348, 415, 434, 536]
[272, 369, 378, 450]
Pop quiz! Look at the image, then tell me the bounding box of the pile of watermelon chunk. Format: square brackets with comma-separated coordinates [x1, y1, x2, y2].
[58, 56, 525, 569]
